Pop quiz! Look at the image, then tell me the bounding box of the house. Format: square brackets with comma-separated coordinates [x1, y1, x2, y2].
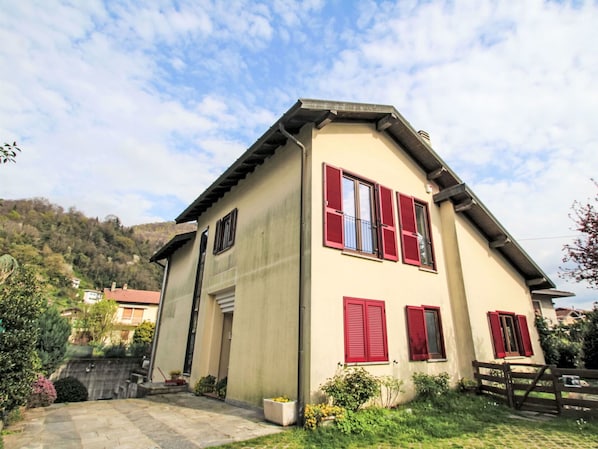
[555, 307, 586, 326]
[82, 289, 103, 304]
[103, 284, 160, 343]
[532, 289, 574, 326]
[149, 99, 566, 410]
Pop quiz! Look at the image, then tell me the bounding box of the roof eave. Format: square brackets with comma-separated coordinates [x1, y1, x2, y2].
[433, 183, 556, 290]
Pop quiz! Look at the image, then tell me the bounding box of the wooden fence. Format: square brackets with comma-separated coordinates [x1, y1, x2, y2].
[472, 361, 598, 415]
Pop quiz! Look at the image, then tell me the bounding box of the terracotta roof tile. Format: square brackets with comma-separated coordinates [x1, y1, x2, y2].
[103, 288, 160, 305]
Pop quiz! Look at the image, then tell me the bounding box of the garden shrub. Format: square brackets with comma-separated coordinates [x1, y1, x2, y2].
[412, 372, 450, 401]
[303, 403, 345, 430]
[378, 375, 403, 408]
[215, 377, 227, 398]
[27, 374, 56, 408]
[53, 377, 88, 403]
[193, 375, 216, 395]
[0, 266, 44, 415]
[35, 304, 71, 376]
[103, 343, 127, 358]
[321, 367, 380, 411]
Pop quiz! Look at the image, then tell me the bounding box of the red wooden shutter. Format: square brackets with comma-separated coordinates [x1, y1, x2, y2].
[517, 314, 534, 356]
[488, 312, 506, 358]
[366, 301, 388, 362]
[397, 193, 421, 265]
[377, 185, 398, 261]
[406, 306, 428, 361]
[324, 164, 344, 249]
[344, 298, 366, 362]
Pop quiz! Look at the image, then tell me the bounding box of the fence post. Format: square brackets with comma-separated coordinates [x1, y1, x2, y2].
[550, 365, 563, 414]
[503, 362, 514, 409]
[472, 361, 482, 392]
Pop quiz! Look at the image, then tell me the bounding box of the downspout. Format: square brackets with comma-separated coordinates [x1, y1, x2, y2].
[148, 258, 169, 382]
[278, 122, 306, 424]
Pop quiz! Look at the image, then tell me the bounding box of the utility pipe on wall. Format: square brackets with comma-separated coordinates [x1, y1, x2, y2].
[278, 122, 307, 423]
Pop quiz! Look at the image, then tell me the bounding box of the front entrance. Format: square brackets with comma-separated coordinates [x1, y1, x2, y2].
[218, 312, 233, 380]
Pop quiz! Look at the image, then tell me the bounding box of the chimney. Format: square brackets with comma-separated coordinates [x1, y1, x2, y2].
[111, 282, 116, 291]
[123, 283, 128, 291]
[418, 130, 431, 145]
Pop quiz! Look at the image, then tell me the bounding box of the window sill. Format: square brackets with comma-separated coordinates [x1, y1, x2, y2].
[426, 358, 447, 363]
[344, 361, 389, 366]
[504, 355, 526, 360]
[418, 267, 437, 274]
[341, 251, 383, 263]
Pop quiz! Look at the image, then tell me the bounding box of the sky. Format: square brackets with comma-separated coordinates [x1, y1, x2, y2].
[0, 0, 597, 310]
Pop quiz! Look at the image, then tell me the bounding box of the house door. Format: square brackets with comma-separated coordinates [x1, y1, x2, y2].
[218, 312, 233, 380]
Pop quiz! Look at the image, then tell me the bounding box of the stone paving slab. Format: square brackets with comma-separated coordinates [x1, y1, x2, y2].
[3, 393, 284, 449]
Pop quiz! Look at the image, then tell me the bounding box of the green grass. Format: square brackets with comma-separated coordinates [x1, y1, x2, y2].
[215, 393, 598, 449]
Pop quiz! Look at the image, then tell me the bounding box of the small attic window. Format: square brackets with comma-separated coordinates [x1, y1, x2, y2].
[213, 208, 238, 254]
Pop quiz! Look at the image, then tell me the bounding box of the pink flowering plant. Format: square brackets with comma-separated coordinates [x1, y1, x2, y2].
[28, 374, 57, 408]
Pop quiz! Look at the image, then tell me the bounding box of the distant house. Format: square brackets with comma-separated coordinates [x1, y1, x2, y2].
[103, 284, 160, 343]
[531, 289, 574, 326]
[149, 99, 571, 409]
[555, 307, 586, 326]
[83, 289, 103, 304]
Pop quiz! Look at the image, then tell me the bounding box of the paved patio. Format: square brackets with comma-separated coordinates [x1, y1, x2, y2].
[3, 392, 284, 449]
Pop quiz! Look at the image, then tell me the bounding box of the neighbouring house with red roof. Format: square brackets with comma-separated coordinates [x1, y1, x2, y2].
[103, 283, 160, 343]
[555, 307, 587, 326]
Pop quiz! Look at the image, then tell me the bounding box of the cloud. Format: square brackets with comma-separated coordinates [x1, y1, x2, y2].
[1, 0, 597, 308]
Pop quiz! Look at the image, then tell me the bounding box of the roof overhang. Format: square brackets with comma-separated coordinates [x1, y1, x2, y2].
[433, 183, 555, 290]
[149, 231, 196, 262]
[532, 289, 575, 299]
[176, 99, 462, 223]
[175, 98, 556, 290]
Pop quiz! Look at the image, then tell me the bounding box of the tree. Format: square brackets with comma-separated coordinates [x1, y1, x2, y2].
[1, 142, 20, 164]
[36, 304, 71, 376]
[132, 320, 155, 345]
[562, 181, 598, 288]
[131, 320, 155, 357]
[0, 264, 44, 415]
[80, 300, 117, 344]
[582, 306, 598, 369]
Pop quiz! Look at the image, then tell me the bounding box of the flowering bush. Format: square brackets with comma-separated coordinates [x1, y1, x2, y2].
[303, 403, 345, 430]
[28, 374, 57, 408]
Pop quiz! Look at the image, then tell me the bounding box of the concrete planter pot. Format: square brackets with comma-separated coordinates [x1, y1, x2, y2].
[263, 399, 297, 426]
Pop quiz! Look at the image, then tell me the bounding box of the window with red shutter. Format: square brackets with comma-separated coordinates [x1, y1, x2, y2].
[397, 193, 435, 269]
[406, 305, 446, 361]
[323, 163, 398, 260]
[343, 297, 388, 363]
[488, 311, 533, 358]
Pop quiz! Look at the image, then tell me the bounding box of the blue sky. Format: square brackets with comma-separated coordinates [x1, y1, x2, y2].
[1, 0, 597, 310]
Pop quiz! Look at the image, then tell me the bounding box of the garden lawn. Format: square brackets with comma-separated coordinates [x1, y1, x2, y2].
[215, 393, 598, 449]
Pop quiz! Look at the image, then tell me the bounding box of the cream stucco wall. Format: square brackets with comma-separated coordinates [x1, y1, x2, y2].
[533, 297, 558, 326]
[181, 135, 304, 407]
[455, 214, 545, 364]
[151, 234, 198, 381]
[308, 123, 458, 402]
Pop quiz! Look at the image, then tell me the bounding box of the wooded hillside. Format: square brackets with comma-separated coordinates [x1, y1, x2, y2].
[0, 198, 195, 307]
